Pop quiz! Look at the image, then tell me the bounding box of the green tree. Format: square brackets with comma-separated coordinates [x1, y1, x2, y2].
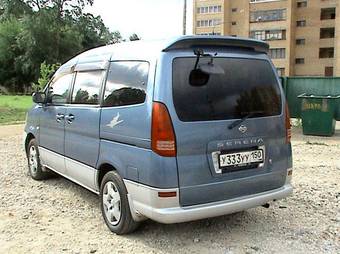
[129, 33, 141, 41]
[15, 9, 83, 84]
[75, 13, 114, 49]
[111, 31, 123, 44]
[0, 0, 31, 20]
[0, 18, 26, 92]
[0, 0, 119, 93]
[23, 0, 94, 15]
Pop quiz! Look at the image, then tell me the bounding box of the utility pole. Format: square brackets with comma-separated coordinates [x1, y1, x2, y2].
[183, 0, 187, 35]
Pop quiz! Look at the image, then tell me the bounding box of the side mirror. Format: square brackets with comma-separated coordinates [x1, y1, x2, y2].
[32, 92, 46, 104]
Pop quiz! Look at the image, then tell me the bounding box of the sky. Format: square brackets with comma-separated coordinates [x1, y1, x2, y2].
[85, 0, 194, 40]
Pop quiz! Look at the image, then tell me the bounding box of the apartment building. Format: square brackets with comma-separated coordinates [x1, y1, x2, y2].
[193, 0, 340, 76]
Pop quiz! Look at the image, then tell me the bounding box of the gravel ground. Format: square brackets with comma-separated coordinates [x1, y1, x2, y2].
[0, 125, 339, 254]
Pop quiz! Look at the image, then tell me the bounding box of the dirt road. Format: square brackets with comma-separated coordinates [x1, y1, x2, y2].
[0, 124, 24, 138]
[0, 125, 339, 254]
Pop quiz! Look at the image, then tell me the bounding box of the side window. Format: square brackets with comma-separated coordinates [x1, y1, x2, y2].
[48, 74, 73, 104]
[72, 71, 103, 105]
[103, 61, 149, 107]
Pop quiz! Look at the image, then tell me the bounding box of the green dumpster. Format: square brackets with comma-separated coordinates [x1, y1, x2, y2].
[298, 94, 340, 136]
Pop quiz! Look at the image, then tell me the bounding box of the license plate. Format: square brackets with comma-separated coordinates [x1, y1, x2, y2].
[219, 149, 264, 168]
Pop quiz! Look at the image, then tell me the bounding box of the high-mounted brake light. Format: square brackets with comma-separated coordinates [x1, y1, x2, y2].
[285, 103, 292, 143]
[151, 102, 176, 157]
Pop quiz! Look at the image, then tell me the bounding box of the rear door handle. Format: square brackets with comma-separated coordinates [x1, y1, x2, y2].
[65, 114, 75, 124]
[56, 113, 65, 123]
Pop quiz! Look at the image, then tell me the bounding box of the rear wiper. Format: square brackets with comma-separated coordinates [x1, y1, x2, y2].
[228, 111, 265, 130]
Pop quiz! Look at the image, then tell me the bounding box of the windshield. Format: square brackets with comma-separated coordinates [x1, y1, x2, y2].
[172, 57, 282, 122]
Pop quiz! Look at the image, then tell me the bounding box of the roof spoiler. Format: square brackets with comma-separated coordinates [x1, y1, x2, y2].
[162, 36, 269, 54]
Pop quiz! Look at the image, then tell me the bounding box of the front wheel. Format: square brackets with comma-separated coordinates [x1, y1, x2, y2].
[26, 139, 49, 180]
[100, 171, 139, 235]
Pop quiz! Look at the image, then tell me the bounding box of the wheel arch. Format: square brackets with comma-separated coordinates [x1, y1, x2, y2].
[97, 163, 120, 190]
[25, 133, 35, 155]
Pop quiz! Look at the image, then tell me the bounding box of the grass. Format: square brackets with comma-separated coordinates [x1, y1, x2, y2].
[0, 95, 32, 125]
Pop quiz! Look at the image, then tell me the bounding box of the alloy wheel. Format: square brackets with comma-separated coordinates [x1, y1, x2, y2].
[29, 146, 38, 175]
[102, 181, 121, 226]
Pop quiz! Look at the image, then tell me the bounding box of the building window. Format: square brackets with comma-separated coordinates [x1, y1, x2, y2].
[250, 9, 287, 22]
[232, 8, 237, 12]
[196, 19, 221, 27]
[250, 29, 286, 41]
[198, 32, 221, 35]
[295, 58, 305, 64]
[325, 67, 333, 77]
[297, 1, 307, 8]
[319, 47, 334, 58]
[297, 20, 306, 27]
[250, 0, 277, 2]
[197, 7, 206, 14]
[268, 48, 286, 59]
[197, 5, 222, 14]
[252, 30, 266, 40]
[320, 27, 335, 39]
[232, 21, 237, 25]
[296, 39, 306, 45]
[320, 8, 336, 20]
[277, 68, 285, 76]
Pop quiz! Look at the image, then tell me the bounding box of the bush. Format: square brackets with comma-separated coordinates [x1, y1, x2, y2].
[32, 62, 60, 91]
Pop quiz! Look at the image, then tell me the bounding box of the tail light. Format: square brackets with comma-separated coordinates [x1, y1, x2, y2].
[285, 103, 292, 143]
[151, 102, 176, 157]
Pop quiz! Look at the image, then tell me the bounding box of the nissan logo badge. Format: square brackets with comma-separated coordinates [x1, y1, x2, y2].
[238, 125, 247, 133]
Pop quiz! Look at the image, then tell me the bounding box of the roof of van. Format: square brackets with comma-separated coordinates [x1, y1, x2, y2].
[56, 36, 269, 76]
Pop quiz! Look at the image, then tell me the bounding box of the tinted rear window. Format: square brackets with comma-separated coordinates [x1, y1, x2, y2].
[172, 57, 282, 121]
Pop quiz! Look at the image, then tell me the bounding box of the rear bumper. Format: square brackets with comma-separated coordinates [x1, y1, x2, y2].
[124, 180, 293, 224]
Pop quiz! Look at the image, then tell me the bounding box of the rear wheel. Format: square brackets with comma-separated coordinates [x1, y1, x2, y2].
[27, 139, 49, 180]
[100, 171, 139, 234]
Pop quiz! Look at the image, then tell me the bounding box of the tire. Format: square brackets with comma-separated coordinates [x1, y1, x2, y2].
[100, 171, 140, 235]
[26, 139, 49, 180]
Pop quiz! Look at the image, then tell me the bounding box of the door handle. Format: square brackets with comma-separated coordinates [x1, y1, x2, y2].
[56, 113, 65, 122]
[65, 114, 75, 124]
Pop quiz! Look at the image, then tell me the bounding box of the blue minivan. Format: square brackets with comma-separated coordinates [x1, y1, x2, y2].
[24, 36, 293, 234]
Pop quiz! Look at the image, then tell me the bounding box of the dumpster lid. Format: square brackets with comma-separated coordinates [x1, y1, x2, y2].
[298, 93, 340, 99]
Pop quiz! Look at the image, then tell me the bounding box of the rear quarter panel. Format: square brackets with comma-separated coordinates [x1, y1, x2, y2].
[97, 58, 179, 188]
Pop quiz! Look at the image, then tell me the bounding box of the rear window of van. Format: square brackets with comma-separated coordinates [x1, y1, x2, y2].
[172, 57, 282, 122]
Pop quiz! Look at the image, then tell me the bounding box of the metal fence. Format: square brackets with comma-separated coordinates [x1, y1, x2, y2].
[280, 77, 340, 120]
